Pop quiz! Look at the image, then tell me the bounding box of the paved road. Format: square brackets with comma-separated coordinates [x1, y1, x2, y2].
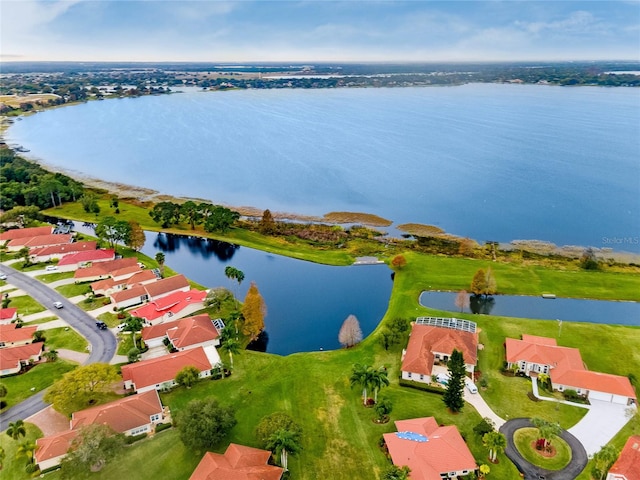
[0, 264, 117, 429]
[500, 418, 588, 480]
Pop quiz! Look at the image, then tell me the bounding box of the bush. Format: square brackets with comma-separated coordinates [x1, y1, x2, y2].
[155, 423, 172, 433]
[125, 432, 148, 444]
[398, 379, 445, 395]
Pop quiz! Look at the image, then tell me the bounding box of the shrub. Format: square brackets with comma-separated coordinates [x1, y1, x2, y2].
[399, 379, 446, 395]
[155, 423, 172, 433]
[125, 432, 148, 444]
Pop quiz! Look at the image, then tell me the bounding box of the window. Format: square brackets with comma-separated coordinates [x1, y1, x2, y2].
[419, 374, 424, 380]
[150, 414, 160, 422]
[407, 372, 412, 378]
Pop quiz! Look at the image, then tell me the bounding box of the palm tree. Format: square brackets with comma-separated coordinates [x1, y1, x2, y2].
[350, 363, 376, 406]
[591, 444, 620, 480]
[370, 366, 390, 404]
[537, 373, 550, 390]
[6, 420, 26, 440]
[220, 337, 241, 369]
[531, 417, 561, 449]
[15, 440, 37, 462]
[266, 428, 301, 471]
[482, 431, 506, 463]
[479, 464, 491, 478]
[155, 252, 165, 276]
[374, 397, 393, 423]
[224, 266, 245, 309]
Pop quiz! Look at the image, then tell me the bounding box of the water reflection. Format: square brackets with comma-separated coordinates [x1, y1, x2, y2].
[153, 233, 239, 261]
[247, 330, 269, 352]
[470, 295, 495, 315]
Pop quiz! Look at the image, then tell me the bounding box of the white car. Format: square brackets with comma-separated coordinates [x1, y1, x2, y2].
[45, 265, 58, 272]
[0, 274, 7, 281]
[53, 301, 64, 309]
[465, 379, 478, 394]
[436, 373, 450, 385]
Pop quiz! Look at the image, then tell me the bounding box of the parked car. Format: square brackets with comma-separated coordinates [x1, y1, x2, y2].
[436, 373, 450, 385]
[53, 301, 63, 309]
[0, 274, 7, 280]
[95, 321, 108, 330]
[45, 265, 58, 272]
[465, 379, 478, 394]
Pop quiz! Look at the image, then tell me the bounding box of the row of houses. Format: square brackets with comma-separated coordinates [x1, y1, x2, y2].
[0, 324, 42, 376]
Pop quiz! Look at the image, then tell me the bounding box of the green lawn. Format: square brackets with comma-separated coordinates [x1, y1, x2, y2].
[0, 360, 76, 412]
[0, 423, 43, 480]
[35, 271, 75, 283]
[44, 327, 89, 353]
[514, 428, 572, 470]
[117, 332, 139, 355]
[77, 295, 112, 311]
[55, 282, 92, 298]
[4, 295, 46, 315]
[24, 315, 59, 325]
[97, 311, 122, 328]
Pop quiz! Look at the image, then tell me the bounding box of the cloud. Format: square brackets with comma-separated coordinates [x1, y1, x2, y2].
[515, 10, 606, 36]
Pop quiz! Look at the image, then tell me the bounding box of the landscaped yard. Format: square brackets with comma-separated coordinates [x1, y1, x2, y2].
[0, 360, 76, 412]
[43, 326, 89, 352]
[514, 427, 572, 470]
[4, 294, 46, 315]
[0, 423, 43, 479]
[35, 271, 75, 283]
[55, 282, 92, 298]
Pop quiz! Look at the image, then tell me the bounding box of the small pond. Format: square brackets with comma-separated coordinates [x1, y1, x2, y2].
[419, 291, 640, 327]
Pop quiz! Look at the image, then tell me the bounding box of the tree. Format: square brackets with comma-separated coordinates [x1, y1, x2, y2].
[80, 193, 99, 214]
[176, 398, 236, 452]
[538, 373, 550, 390]
[482, 431, 506, 462]
[18, 246, 31, 267]
[531, 417, 562, 449]
[149, 201, 181, 228]
[338, 314, 363, 348]
[473, 417, 495, 437]
[370, 366, 390, 404]
[155, 252, 165, 276]
[0, 383, 7, 406]
[390, 254, 407, 269]
[180, 200, 202, 230]
[374, 397, 393, 422]
[350, 363, 376, 406]
[125, 220, 145, 251]
[470, 268, 488, 296]
[15, 439, 37, 463]
[479, 463, 491, 478]
[127, 347, 141, 363]
[33, 330, 46, 343]
[255, 412, 302, 448]
[44, 363, 119, 413]
[59, 424, 124, 477]
[259, 209, 276, 234]
[591, 444, 620, 480]
[6, 419, 26, 440]
[442, 349, 466, 413]
[224, 266, 245, 308]
[220, 337, 241, 369]
[484, 267, 497, 296]
[122, 316, 144, 348]
[241, 281, 266, 342]
[175, 365, 201, 388]
[204, 287, 233, 312]
[580, 247, 600, 270]
[382, 465, 411, 480]
[266, 428, 302, 471]
[43, 349, 59, 362]
[94, 216, 130, 253]
[455, 290, 470, 313]
[203, 205, 240, 233]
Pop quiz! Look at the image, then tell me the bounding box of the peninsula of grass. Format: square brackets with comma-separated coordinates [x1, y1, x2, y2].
[514, 428, 572, 470]
[323, 211, 392, 227]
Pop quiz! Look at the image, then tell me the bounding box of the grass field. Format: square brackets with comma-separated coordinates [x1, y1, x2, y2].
[55, 282, 92, 298]
[0, 94, 58, 108]
[514, 428, 572, 470]
[0, 423, 43, 479]
[5, 294, 46, 315]
[36, 271, 75, 283]
[43, 327, 89, 353]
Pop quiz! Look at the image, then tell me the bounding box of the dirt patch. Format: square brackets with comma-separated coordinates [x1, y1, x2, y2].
[26, 405, 70, 436]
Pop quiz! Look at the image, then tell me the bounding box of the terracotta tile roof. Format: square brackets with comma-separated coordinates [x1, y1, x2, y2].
[522, 334, 558, 346]
[166, 315, 219, 349]
[130, 289, 205, 322]
[0, 226, 53, 241]
[0, 324, 38, 344]
[91, 270, 157, 294]
[608, 435, 640, 479]
[35, 430, 79, 464]
[58, 249, 115, 266]
[74, 257, 138, 279]
[0, 308, 18, 321]
[0, 342, 43, 368]
[505, 338, 583, 373]
[8, 233, 73, 249]
[401, 324, 478, 376]
[554, 370, 637, 399]
[110, 285, 147, 303]
[144, 274, 190, 299]
[190, 443, 283, 480]
[71, 390, 163, 433]
[121, 347, 213, 390]
[383, 417, 477, 480]
[30, 241, 97, 258]
[111, 265, 145, 279]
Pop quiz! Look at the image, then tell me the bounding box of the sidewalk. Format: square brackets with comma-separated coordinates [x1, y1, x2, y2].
[531, 377, 592, 409]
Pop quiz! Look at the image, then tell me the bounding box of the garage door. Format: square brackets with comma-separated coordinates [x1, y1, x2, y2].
[589, 390, 613, 402]
[611, 394, 629, 405]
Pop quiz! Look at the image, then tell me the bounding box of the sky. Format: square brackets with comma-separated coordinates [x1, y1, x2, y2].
[1, 0, 639, 63]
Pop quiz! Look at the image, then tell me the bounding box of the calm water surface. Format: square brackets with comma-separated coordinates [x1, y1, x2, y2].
[9, 84, 640, 251]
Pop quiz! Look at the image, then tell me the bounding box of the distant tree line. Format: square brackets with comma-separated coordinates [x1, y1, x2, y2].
[148, 200, 240, 233]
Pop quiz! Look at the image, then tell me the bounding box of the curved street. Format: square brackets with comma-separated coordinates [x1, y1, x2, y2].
[0, 264, 117, 428]
[500, 418, 588, 480]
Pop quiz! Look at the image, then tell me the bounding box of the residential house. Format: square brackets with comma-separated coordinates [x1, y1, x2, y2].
[121, 346, 219, 394]
[401, 320, 478, 384]
[110, 274, 191, 310]
[0, 307, 18, 325]
[190, 443, 284, 480]
[91, 270, 157, 297]
[383, 417, 477, 480]
[0, 342, 43, 376]
[73, 257, 139, 282]
[0, 324, 38, 348]
[506, 335, 636, 405]
[34, 390, 168, 470]
[141, 314, 220, 350]
[607, 435, 640, 480]
[6, 233, 73, 252]
[29, 241, 97, 264]
[56, 248, 115, 272]
[130, 289, 207, 325]
[0, 226, 53, 242]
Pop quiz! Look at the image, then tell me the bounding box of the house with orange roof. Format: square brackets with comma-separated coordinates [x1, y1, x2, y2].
[6, 233, 73, 252]
[506, 334, 636, 405]
[91, 269, 157, 297]
[110, 274, 191, 309]
[190, 443, 284, 480]
[401, 321, 478, 384]
[34, 430, 79, 471]
[131, 289, 208, 325]
[141, 314, 220, 351]
[0, 226, 53, 242]
[607, 435, 640, 480]
[0, 307, 18, 325]
[29, 241, 97, 263]
[34, 390, 167, 470]
[0, 342, 43, 376]
[121, 346, 219, 393]
[0, 324, 38, 348]
[383, 417, 477, 480]
[56, 248, 115, 271]
[73, 257, 139, 282]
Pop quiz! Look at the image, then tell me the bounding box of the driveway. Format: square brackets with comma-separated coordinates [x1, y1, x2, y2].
[0, 264, 117, 428]
[500, 418, 588, 480]
[569, 400, 635, 456]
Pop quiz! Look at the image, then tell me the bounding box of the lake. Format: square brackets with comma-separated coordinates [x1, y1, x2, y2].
[419, 290, 640, 327]
[141, 231, 393, 356]
[8, 84, 640, 252]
